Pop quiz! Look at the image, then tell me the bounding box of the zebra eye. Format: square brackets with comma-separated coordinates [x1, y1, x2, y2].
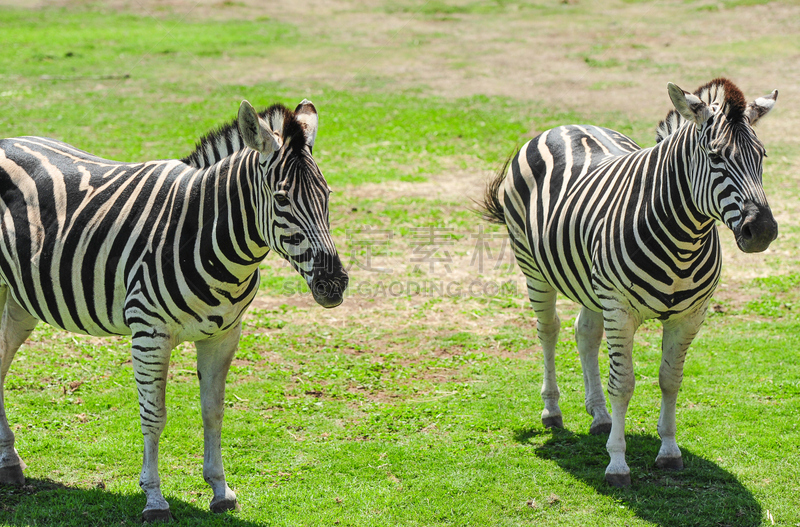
[708, 150, 723, 163]
[285, 233, 303, 246]
[274, 191, 290, 206]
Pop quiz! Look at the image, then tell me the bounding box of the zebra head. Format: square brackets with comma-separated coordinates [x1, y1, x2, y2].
[666, 79, 778, 253]
[238, 99, 348, 308]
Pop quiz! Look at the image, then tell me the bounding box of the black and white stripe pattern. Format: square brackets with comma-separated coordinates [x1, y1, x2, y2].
[0, 99, 347, 520]
[481, 78, 777, 486]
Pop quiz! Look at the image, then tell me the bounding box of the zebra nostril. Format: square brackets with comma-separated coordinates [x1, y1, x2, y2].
[313, 281, 330, 298]
[741, 223, 753, 240]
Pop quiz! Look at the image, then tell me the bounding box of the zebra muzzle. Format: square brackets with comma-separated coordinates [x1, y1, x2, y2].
[735, 201, 778, 253]
[310, 255, 349, 308]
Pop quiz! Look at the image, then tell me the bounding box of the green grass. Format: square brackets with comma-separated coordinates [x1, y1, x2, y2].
[0, 7, 658, 184]
[1, 3, 799, 527]
[0, 8, 537, 187]
[4, 292, 799, 526]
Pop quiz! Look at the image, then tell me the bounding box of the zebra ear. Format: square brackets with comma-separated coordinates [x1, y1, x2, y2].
[745, 89, 778, 125]
[238, 100, 280, 154]
[667, 83, 713, 128]
[294, 99, 318, 150]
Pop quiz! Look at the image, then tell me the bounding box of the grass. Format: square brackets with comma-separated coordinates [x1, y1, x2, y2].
[1, 2, 799, 526]
[5, 291, 799, 526]
[0, 8, 543, 186]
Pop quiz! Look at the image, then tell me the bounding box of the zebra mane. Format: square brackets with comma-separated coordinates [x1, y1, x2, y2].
[655, 78, 748, 143]
[181, 103, 308, 169]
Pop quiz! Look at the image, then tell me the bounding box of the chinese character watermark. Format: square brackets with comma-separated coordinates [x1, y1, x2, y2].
[409, 226, 454, 273]
[469, 224, 516, 272]
[346, 226, 394, 273]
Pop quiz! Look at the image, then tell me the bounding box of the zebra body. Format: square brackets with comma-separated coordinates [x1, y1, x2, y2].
[483, 78, 777, 485]
[0, 100, 347, 520]
[0, 138, 262, 339]
[509, 123, 722, 318]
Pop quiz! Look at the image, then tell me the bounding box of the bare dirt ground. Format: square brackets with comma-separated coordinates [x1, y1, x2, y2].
[6, 0, 798, 329]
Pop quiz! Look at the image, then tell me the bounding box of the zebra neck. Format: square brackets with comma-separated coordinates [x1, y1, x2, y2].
[651, 128, 717, 242]
[192, 150, 270, 284]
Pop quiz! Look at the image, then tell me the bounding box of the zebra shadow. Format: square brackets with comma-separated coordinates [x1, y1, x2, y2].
[0, 478, 266, 526]
[516, 427, 762, 527]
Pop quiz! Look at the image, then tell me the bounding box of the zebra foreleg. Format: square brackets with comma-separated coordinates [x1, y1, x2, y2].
[602, 306, 640, 487]
[0, 291, 37, 486]
[574, 307, 612, 435]
[656, 305, 707, 470]
[528, 279, 562, 429]
[195, 325, 241, 514]
[130, 330, 175, 522]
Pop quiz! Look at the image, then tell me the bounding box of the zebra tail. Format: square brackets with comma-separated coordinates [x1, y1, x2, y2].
[476, 156, 510, 225]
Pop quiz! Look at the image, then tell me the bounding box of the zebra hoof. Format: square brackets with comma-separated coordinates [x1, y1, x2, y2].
[542, 415, 564, 429]
[210, 497, 239, 513]
[0, 464, 25, 486]
[605, 472, 631, 488]
[589, 421, 612, 435]
[655, 455, 684, 470]
[141, 508, 173, 523]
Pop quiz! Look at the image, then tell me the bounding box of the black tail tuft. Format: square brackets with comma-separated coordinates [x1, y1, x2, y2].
[476, 156, 510, 225]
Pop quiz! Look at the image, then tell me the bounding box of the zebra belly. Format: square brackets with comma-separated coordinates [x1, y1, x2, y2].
[0, 252, 132, 337]
[520, 233, 720, 321]
[0, 267, 260, 341]
[0, 282, 131, 337]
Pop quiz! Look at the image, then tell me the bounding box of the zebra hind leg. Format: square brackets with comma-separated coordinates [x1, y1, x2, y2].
[195, 325, 242, 514]
[0, 290, 38, 486]
[527, 278, 563, 429]
[574, 307, 612, 435]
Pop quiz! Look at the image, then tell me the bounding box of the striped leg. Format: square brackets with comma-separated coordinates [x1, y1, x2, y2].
[130, 328, 175, 522]
[574, 307, 612, 435]
[0, 290, 37, 485]
[603, 306, 640, 487]
[527, 277, 562, 429]
[656, 304, 707, 470]
[196, 324, 241, 513]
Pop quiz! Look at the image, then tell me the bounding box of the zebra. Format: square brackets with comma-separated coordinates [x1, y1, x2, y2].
[480, 78, 777, 486]
[0, 99, 348, 520]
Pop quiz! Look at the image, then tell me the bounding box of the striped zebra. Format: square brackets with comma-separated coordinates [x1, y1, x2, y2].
[481, 78, 777, 486]
[0, 99, 348, 520]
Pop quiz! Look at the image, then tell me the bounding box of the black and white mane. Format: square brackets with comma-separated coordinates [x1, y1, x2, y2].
[181, 103, 310, 168]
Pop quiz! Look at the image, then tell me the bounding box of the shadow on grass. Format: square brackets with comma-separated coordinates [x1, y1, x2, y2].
[0, 478, 263, 526]
[517, 427, 761, 527]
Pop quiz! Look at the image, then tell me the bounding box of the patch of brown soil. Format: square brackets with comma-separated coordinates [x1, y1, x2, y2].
[348, 167, 490, 202]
